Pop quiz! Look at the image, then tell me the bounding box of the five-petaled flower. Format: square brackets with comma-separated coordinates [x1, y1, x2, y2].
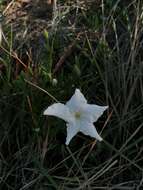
[44, 89, 108, 145]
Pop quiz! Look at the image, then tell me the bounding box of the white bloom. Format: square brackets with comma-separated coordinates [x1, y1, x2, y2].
[44, 89, 108, 145]
[52, 78, 58, 86]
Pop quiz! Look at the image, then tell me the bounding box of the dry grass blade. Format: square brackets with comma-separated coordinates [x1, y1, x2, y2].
[25, 79, 59, 102]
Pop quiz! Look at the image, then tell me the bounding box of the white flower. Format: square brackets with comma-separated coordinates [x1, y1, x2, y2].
[52, 78, 58, 86]
[44, 89, 108, 145]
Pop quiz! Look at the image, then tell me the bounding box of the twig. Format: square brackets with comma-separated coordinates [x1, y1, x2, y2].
[25, 79, 59, 102]
[53, 32, 82, 74]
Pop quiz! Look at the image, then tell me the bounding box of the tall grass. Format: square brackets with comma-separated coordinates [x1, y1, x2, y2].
[0, 0, 143, 189]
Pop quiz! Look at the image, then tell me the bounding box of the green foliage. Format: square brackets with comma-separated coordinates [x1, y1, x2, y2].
[0, 0, 143, 189]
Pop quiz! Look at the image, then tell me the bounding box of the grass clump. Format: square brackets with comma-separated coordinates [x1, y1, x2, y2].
[0, 0, 143, 189]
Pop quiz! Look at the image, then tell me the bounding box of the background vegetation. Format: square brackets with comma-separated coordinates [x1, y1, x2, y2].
[0, 0, 143, 189]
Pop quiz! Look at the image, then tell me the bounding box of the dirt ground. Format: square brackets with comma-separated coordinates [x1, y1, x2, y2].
[2, 0, 97, 42]
[3, 0, 54, 44]
[0, 0, 100, 77]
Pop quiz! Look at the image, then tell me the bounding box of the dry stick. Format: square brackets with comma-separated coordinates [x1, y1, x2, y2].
[82, 96, 121, 165]
[1, 46, 28, 69]
[0, 21, 10, 46]
[25, 79, 59, 102]
[53, 30, 101, 74]
[103, 139, 143, 172]
[2, 0, 15, 15]
[66, 146, 91, 189]
[25, 79, 58, 162]
[102, 124, 143, 173]
[53, 0, 57, 11]
[53, 32, 82, 74]
[82, 110, 113, 166]
[81, 109, 143, 177]
[19, 176, 41, 190]
[98, 124, 143, 175]
[41, 130, 49, 162]
[77, 160, 118, 190]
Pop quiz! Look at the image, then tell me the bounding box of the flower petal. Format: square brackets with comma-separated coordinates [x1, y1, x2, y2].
[66, 123, 79, 145]
[83, 104, 108, 122]
[66, 89, 87, 111]
[43, 103, 73, 123]
[79, 120, 103, 141]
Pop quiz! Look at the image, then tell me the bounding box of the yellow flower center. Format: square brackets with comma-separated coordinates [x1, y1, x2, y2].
[75, 112, 81, 119]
